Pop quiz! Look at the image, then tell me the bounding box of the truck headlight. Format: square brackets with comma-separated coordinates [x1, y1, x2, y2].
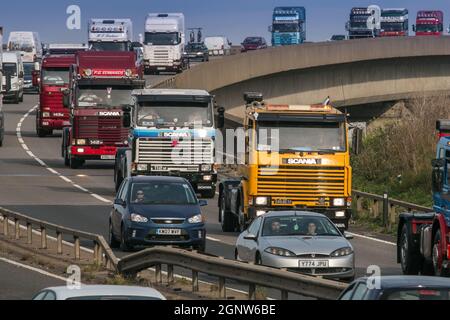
[333, 198, 345, 206]
[130, 214, 148, 223]
[265, 247, 295, 257]
[84, 69, 92, 77]
[331, 247, 353, 257]
[255, 197, 269, 206]
[203, 175, 212, 182]
[335, 211, 346, 218]
[42, 112, 50, 118]
[76, 139, 86, 146]
[125, 69, 133, 77]
[137, 164, 148, 171]
[188, 214, 204, 224]
[201, 164, 211, 172]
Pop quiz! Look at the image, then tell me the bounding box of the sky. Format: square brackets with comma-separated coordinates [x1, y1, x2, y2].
[1, 0, 449, 44]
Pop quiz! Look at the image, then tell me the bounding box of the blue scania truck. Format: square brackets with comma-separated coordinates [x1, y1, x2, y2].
[114, 89, 222, 198]
[270, 7, 306, 46]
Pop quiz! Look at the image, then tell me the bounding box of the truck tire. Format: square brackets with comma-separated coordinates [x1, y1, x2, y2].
[400, 224, 421, 275]
[432, 230, 449, 277]
[220, 193, 235, 232]
[70, 157, 82, 169]
[37, 127, 48, 137]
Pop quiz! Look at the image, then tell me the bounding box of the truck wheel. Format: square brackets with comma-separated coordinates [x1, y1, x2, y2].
[400, 224, 421, 275]
[432, 230, 449, 277]
[70, 157, 82, 169]
[109, 221, 120, 249]
[37, 127, 47, 138]
[220, 193, 235, 232]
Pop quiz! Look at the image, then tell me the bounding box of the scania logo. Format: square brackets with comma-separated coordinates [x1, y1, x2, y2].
[161, 132, 190, 138]
[284, 158, 321, 165]
[98, 111, 121, 117]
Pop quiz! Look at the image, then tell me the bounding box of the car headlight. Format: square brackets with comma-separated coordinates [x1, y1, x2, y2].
[255, 197, 268, 206]
[331, 247, 353, 257]
[76, 139, 86, 146]
[188, 214, 204, 224]
[42, 112, 50, 118]
[130, 214, 148, 223]
[333, 198, 345, 206]
[265, 247, 296, 257]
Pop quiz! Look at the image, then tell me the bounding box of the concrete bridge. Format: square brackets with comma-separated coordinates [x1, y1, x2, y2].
[155, 36, 450, 122]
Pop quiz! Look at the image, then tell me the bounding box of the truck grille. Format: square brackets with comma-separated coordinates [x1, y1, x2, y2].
[150, 49, 172, 64]
[42, 91, 64, 108]
[137, 138, 213, 168]
[75, 116, 127, 145]
[257, 165, 346, 203]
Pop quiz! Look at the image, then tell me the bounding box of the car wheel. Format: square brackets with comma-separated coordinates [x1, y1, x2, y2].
[194, 242, 206, 253]
[220, 193, 235, 232]
[400, 224, 420, 275]
[120, 225, 134, 252]
[109, 221, 120, 249]
[255, 252, 262, 265]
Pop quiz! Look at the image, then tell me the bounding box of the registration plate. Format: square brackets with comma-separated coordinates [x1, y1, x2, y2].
[298, 260, 329, 268]
[101, 155, 115, 160]
[156, 229, 181, 236]
[157, 67, 166, 70]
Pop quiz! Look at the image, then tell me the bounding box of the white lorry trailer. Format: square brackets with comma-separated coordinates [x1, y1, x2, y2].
[2, 51, 24, 104]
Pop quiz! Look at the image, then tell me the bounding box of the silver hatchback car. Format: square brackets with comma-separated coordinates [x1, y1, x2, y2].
[235, 211, 355, 281]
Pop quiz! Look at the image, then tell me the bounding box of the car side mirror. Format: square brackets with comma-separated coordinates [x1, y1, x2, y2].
[217, 107, 225, 129]
[198, 200, 208, 207]
[344, 233, 354, 240]
[115, 199, 126, 207]
[244, 233, 258, 241]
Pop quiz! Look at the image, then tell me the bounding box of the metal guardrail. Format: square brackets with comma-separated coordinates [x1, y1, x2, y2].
[118, 246, 347, 300]
[0, 207, 119, 271]
[352, 190, 433, 227]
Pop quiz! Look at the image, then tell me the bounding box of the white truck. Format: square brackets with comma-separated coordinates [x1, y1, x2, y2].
[2, 51, 24, 104]
[88, 19, 133, 51]
[144, 13, 187, 74]
[7, 31, 42, 63]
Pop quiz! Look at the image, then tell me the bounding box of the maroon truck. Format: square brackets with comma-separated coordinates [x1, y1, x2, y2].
[61, 51, 145, 169]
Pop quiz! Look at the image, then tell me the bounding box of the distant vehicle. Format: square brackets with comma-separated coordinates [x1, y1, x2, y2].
[339, 276, 450, 300]
[7, 31, 42, 62]
[32, 285, 166, 300]
[88, 19, 133, 51]
[330, 35, 346, 41]
[346, 6, 381, 39]
[43, 43, 87, 55]
[241, 37, 267, 52]
[0, 28, 4, 147]
[144, 13, 187, 74]
[380, 8, 409, 37]
[23, 61, 38, 93]
[204, 36, 232, 56]
[270, 7, 306, 46]
[2, 51, 24, 103]
[110, 176, 208, 252]
[235, 211, 355, 281]
[183, 42, 209, 62]
[413, 11, 444, 36]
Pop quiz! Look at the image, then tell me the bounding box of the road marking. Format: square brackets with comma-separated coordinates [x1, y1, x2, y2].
[206, 236, 222, 243]
[347, 232, 396, 246]
[0, 257, 68, 282]
[16, 106, 112, 205]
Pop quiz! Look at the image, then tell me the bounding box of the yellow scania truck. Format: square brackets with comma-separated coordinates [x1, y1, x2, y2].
[218, 93, 352, 232]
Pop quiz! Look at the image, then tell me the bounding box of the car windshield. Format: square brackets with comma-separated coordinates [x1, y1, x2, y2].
[77, 86, 133, 107]
[416, 24, 440, 33]
[89, 42, 128, 51]
[145, 32, 180, 45]
[244, 37, 262, 44]
[3, 63, 17, 76]
[385, 289, 450, 300]
[262, 216, 341, 237]
[256, 120, 346, 153]
[42, 67, 70, 86]
[137, 101, 213, 127]
[130, 182, 197, 205]
[273, 23, 300, 33]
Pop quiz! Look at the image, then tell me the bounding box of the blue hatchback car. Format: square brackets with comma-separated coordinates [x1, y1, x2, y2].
[109, 176, 208, 252]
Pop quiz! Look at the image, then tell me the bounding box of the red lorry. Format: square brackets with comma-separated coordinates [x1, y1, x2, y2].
[61, 51, 145, 169]
[414, 11, 444, 36]
[35, 55, 75, 137]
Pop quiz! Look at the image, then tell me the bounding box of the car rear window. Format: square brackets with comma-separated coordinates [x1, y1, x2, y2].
[384, 289, 450, 300]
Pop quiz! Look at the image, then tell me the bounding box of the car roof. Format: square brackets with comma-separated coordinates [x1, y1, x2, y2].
[43, 285, 166, 300]
[355, 276, 450, 289]
[262, 211, 328, 219]
[129, 175, 189, 184]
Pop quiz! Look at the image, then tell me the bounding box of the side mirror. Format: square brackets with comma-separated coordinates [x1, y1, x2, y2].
[412, 25, 416, 32]
[19, 71, 24, 78]
[198, 200, 208, 207]
[432, 159, 445, 193]
[244, 233, 257, 241]
[63, 93, 70, 108]
[351, 127, 363, 156]
[123, 110, 132, 128]
[344, 233, 354, 240]
[32, 70, 40, 87]
[217, 107, 225, 129]
[114, 199, 126, 207]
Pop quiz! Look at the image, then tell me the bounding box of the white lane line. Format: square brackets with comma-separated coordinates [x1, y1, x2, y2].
[16, 105, 112, 204]
[206, 236, 222, 243]
[0, 257, 68, 282]
[347, 232, 396, 246]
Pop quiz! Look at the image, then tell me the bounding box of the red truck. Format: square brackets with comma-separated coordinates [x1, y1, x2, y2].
[413, 11, 444, 36]
[35, 55, 75, 137]
[61, 51, 145, 169]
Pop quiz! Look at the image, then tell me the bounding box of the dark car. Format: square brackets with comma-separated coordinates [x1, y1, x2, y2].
[109, 176, 208, 252]
[330, 35, 346, 41]
[183, 42, 209, 62]
[241, 37, 267, 52]
[338, 276, 450, 300]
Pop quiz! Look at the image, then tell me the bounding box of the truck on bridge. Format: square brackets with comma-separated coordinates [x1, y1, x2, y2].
[269, 7, 306, 46]
[88, 19, 134, 52]
[61, 51, 145, 169]
[413, 11, 444, 36]
[35, 54, 76, 137]
[114, 89, 219, 198]
[143, 13, 187, 74]
[380, 8, 409, 37]
[398, 120, 450, 277]
[218, 93, 353, 233]
[346, 6, 381, 39]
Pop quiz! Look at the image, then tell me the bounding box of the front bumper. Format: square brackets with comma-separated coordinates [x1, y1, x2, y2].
[39, 118, 70, 130]
[70, 145, 120, 160]
[144, 60, 182, 72]
[261, 252, 355, 280]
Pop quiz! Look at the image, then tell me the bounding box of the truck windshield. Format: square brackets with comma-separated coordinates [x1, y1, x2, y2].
[272, 23, 300, 33]
[8, 41, 34, 53]
[89, 42, 129, 51]
[145, 32, 180, 45]
[137, 101, 213, 128]
[381, 22, 405, 32]
[416, 24, 440, 33]
[77, 86, 133, 108]
[350, 20, 369, 29]
[130, 182, 197, 205]
[256, 120, 346, 153]
[23, 63, 35, 79]
[42, 68, 70, 86]
[3, 63, 17, 76]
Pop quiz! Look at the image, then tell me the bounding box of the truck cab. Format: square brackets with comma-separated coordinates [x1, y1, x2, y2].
[2, 51, 24, 104]
[88, 19, 133, 52]
[62, 51, 145, 169]
[380, 8, 409, 37]
[346, 6, 381, 39]
[270, 7, 306, 46]
[219, 93, 352, 232]
[115, 89, 218, 198]
[413, 11, 444, 36]
[7, 31, 43, 63]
